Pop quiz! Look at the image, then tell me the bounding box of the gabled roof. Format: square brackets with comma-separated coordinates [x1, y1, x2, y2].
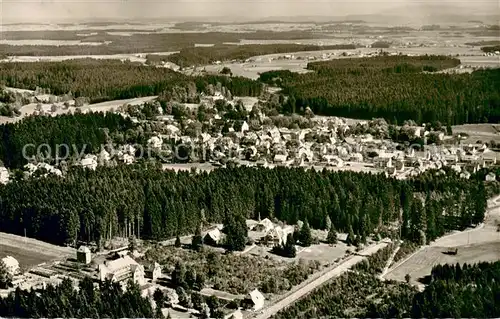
[103, 255, 139, 273]
[257, 218, 274, 230]
[78, 246, 91, 253]
[205, 228, 222, 242]
[145, 262, 161, 272]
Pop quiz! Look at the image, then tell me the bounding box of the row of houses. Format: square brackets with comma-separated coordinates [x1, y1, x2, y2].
[203, 218, 295, 248]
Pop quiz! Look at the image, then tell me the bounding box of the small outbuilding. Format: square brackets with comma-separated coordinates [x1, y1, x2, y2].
[204, 228, 223, 246]
[77, 246, 92, 264]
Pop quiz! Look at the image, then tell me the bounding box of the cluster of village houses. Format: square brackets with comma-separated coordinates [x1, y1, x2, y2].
[1, 106, 498, 183]
[143, 114, 499, 180]
[1, 218, 296, 317]
[1, 247, 262, 319]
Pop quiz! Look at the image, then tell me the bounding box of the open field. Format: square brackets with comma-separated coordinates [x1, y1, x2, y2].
[204, 46, 499, 80]
[384, 242, 500, 285]
[162, 163, 216, 173]
[0, 232, 75, 269]
[452, 123, 500, 144]
[0, 95, 158, 125]
[384, 195, 500, 285]
[0, 39, 109, 46]
[2, 51, 178, 63]
[0, 23, 177, 32]
[83, 95, 158, 112]
[295, 243, 350, 263]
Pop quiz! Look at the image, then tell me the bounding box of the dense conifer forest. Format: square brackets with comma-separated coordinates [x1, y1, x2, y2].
[0, 277, 154, 318]
[0, 162, 487, 247]
[0, 113, 136, 168]
[481, 45, 500, 53]
[272, 271, 416, 318]
[157, 44, 357, 66]
[273, 261, 500, 318]
[259, 55, 500, 124]
[0, 30, 324, 56]
[0, 59, 264, 103]
[411, 261, 500, 318]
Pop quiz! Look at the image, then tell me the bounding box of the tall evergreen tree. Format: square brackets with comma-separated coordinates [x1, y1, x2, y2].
[171, 262, 187, 289]
[325, 215, 332, 231]
[191, 225, 203, 251]
[346, 225, 356, 246]
[299, 219, 313, 247]
[174, 235, 182, 248]
[223, 212, 247, 252]
[0, 261, 13, 289]
[326, 225, 338, 245]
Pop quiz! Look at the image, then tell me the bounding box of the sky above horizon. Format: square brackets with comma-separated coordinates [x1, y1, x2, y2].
[1, 0, 498, 24]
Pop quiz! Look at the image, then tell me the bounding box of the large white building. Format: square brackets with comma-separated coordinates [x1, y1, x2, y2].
[1, 256, 19, 276]
[98, 255, 145, 285]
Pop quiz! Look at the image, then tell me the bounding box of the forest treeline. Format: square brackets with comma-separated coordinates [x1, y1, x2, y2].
[259, 55, 500, 125]
[0, 162, 487, 247]
[0, 59, 264, 103]
[0, 113, 136, 168]
[156, 44, 357, 66]
[0, 277, 154, 318]
[273, 261, 500, 318]
[272, 271, 415, 318]
[410, 261, 500, 318]
[465, 40, 500, 46]
[481, 45, 500, 53]
[0, 30, 325, 56]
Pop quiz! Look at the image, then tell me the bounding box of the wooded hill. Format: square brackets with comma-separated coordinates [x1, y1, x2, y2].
[0, 30, 326, 56]
[481, 45, 500, 53]
[259, 55, 500, 125]
[273, 261, 500, 318]
[157, 44, 357, 67]
[0, 161, 487, 247]
[0, 59, 264, 103]
[0, 277, 154, 318]
[0, 113, 136, 168]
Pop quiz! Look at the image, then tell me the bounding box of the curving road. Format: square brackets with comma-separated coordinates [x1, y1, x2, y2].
[250, 240, 390, 319]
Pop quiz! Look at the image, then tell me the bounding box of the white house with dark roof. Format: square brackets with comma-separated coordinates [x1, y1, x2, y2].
[204, 228, 223, 246]
[98, 255, 145, 285]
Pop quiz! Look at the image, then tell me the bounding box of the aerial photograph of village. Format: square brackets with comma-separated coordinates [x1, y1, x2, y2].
[0, 0, 499, 318]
